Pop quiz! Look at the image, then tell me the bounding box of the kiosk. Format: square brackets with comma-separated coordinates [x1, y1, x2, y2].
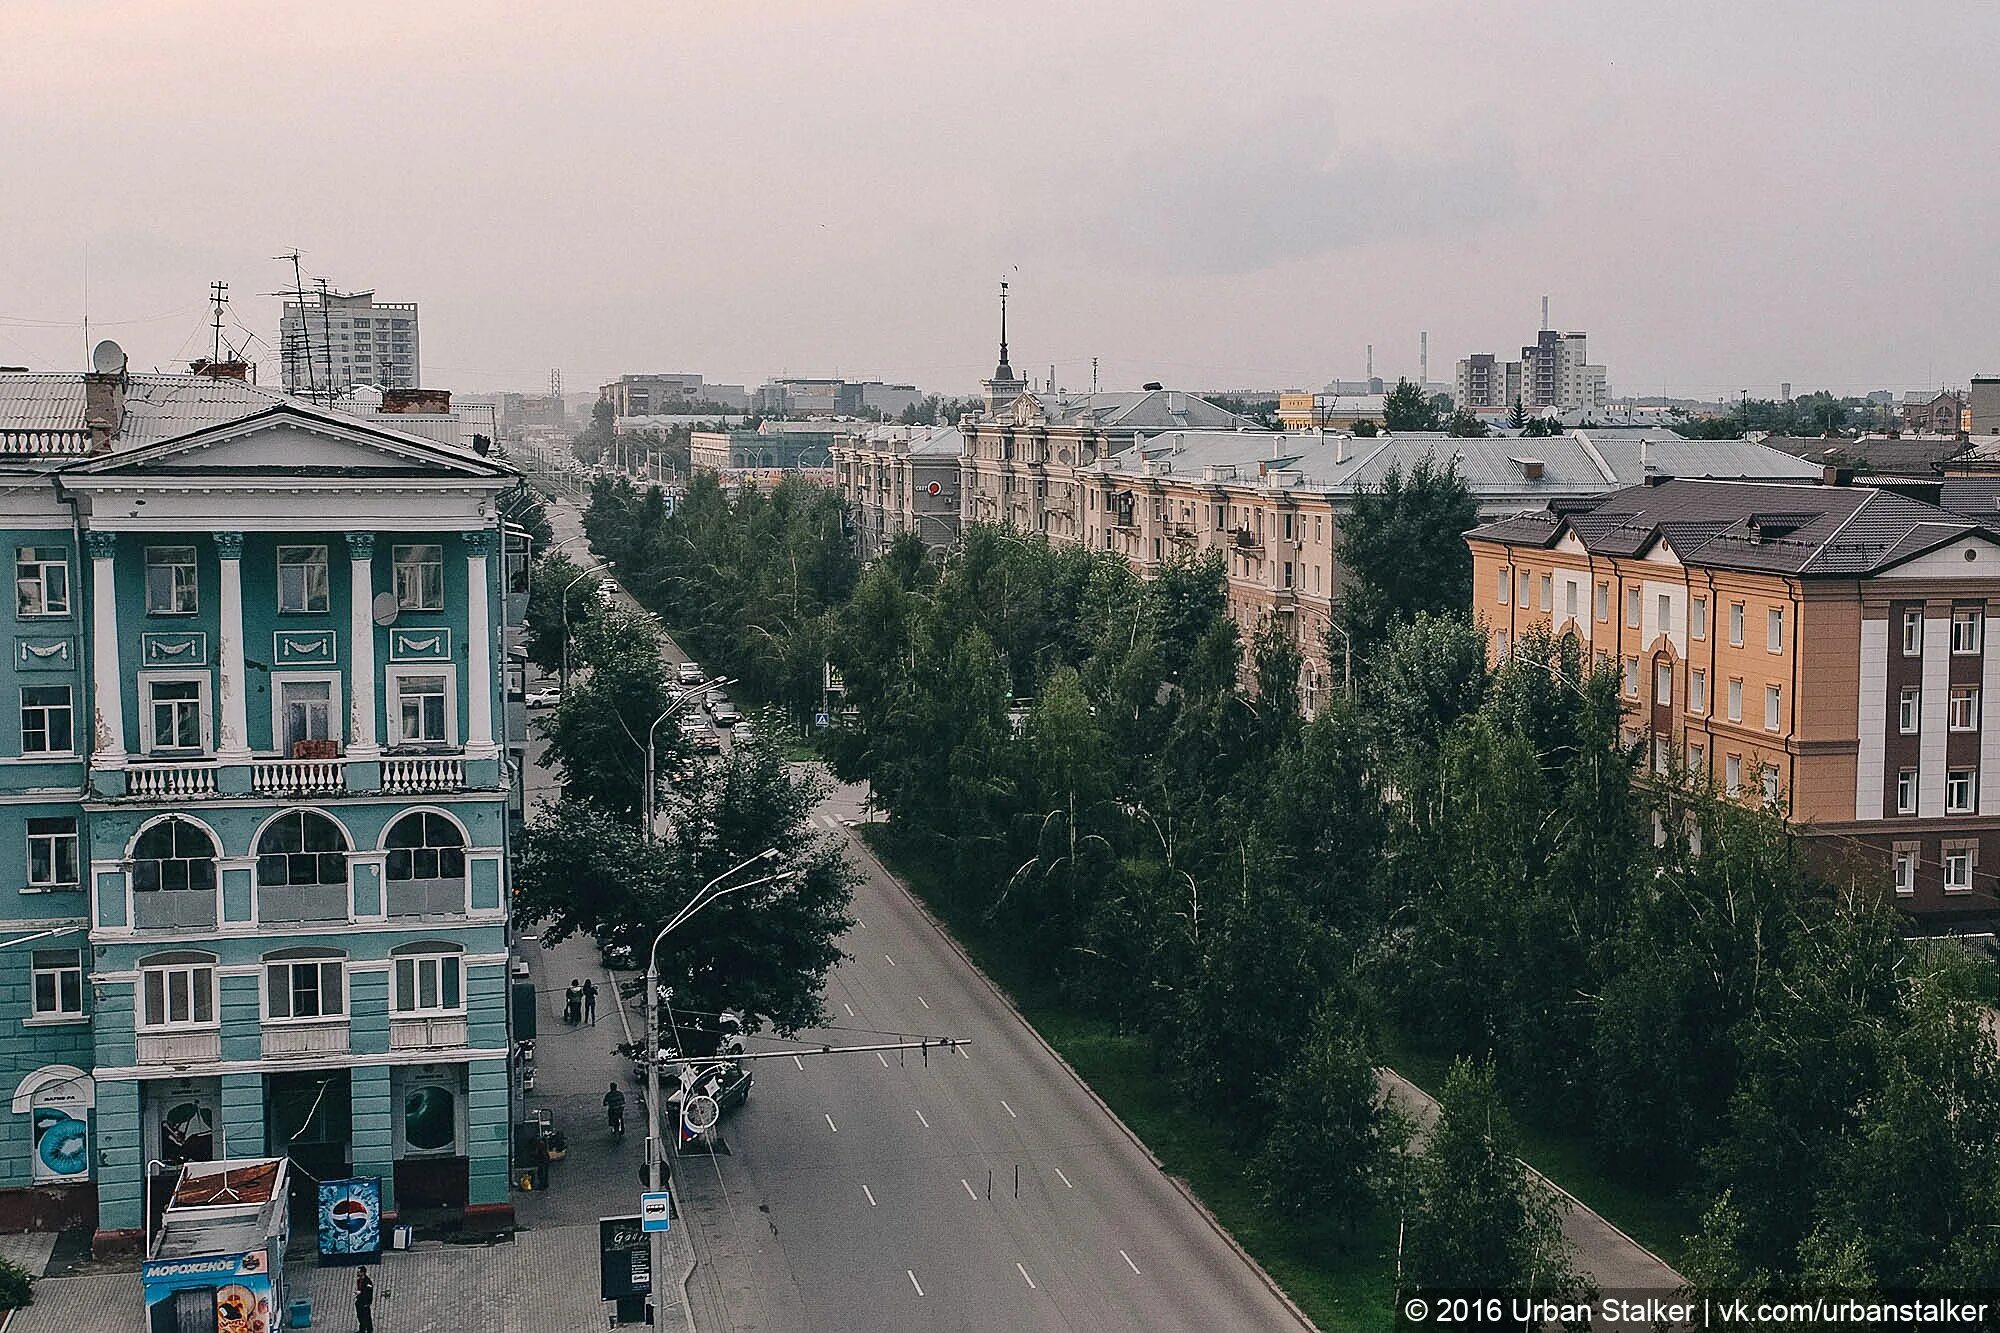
[142, 1156, 291, 1333]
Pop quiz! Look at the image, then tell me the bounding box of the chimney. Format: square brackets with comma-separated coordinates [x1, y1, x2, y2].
[84, 370, 127, 454]
[380, 387, 452, 414]
[191, 358, 250, 381]
[1335, 434, 1347, 465]
[1822, 464, 1855, 487]
[1517, 457, 1545, 481]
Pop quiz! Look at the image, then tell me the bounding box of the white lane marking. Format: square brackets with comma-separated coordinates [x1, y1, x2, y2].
[877, 1052, 890, 1068]
[843, 1003, 856, 1017]
[914, 1108, 930, 1128]
[857, 918, 867, 930]
[862, 1184, 877, 1207]
[1000, 1099, 1017, 1119]
[917, 995, 930, 1010]
[1120, 1249, 1141, 1275]
[793, 1055, 806, 1071]
[825, 1114, 839, 1133]
[1016, 1263, 1037, 1290]
[884, 953, 897, 967]
[907, 1270, 925, 1297]
[961, 1178, 977, 1199]
[958, 1045, 970, 1059]
[1054, 1167, 1072, 1189]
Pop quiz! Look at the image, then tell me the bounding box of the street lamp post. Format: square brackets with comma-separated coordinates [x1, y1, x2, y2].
[643, 849, 788, 1321]
[559, 560, 611, 694]
[641, 676, 730, 844]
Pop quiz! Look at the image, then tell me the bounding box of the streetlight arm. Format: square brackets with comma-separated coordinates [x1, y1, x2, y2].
[661, 868, 795, 940]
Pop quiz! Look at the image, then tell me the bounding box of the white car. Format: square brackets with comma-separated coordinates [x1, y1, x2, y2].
[730, 720, 755, 745]
[524, 686, 561, 709]
[676, 662, 704, 686]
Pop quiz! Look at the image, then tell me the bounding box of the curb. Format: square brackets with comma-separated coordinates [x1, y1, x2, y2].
[840, 824, 1322, 1333]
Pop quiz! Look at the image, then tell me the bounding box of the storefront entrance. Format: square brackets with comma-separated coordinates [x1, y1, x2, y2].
[265, 1071, 351, 1217]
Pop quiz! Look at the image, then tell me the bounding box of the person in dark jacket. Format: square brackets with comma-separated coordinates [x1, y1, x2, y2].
[355, 1268, 376, 1332]
[582, 978, 599, 1025]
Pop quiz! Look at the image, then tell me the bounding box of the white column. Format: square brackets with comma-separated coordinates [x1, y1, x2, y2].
[1920, 609, 1949, 818]
[215, 533, 250, 761]
[347, 533, 379, 758]
[1855, 618, 1888, 821]
[464, 531, 495, 754]
[86, 533, 126, 768]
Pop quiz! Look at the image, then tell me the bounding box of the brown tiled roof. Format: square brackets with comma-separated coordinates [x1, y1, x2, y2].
[1467, 478, 1994, 577]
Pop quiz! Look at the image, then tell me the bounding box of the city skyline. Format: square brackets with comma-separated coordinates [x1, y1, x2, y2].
[3, 1, 1996, 400]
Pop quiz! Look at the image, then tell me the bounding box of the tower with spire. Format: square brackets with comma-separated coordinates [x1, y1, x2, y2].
[981, 278, 1029, 417]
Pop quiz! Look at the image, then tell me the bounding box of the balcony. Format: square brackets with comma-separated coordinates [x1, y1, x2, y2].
[132, 888, 217, 931]
[1230, 528, 1263, 551]
[262, 1019, 350, 1059]
[252, 757, 349, 797]
[127, 760, 218, 800]
[382, 755, 466, 793]
[1167, 523, 1199, 543]
[137, 1029, 221, 1066]
[389, 1014, 468, 1050]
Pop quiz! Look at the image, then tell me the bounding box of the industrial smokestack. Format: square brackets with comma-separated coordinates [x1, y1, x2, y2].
[1542, 296, 1549, 331]
[1420, 332, 1428, 389]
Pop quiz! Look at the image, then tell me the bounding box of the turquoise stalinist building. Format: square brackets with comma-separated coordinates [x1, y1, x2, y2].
[0, 363, 523, 1251]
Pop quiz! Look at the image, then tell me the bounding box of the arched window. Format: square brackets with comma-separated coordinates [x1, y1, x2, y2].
[384, 813, 466, 917]
[256, 812, 348, 888]
[131, 818, 219, 929]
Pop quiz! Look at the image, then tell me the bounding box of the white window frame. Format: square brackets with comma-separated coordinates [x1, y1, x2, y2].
[138, 958, 218, 1032]
[271, 672, 343, 754]
[1725, 754, 1743, 797]
[391, 951, 465, 1016]
[30, 949, 83, 1019]
[393, 544, 445, 612]
[1950, 686, 1980, 733]
[276, 544, 330, 615]
[1728, 602, 1745, 647]
[1765, 684, 1782, 732]
[264, 955, 346, 1022]
[1947, 768, 1978, 815]
[1944, 847, 1974, 894]
[1690, 668, 1707, 715]
[1655, 661, 1672, 707]
[1903, 608, 1924, 657]
[1691, 596, 1707, 640]
[25, 816, 78, 890]
[1564, 582, 1578, 618]
[1658, 593, 1671, 634]
[1517, 572, 1530, 607]
[1900, 686, 1921, 734]
[385, 665, 457, 748]
[1897, 768, 1918, 815]
[139, 671, 211, 755]
[1539, 575, 1552, 612]
[1727, 678, 1744, 722]
[144, 545, 199, 616]
[14, 547, 68, 618]
[19, 684, 73, 757]
[1625, 587, 1641, 628]
[1761, 765, 1781, 804]
[1892, 848, 1916, 896]
[1767, 608, 1784, 653]
[1595, 583, 1609, 623]
[1952, 607, 1984, 656]
[1622, 656, 1639, 698]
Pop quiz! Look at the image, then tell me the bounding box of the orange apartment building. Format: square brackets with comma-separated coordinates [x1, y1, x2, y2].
[1467, 477, 2000, 921]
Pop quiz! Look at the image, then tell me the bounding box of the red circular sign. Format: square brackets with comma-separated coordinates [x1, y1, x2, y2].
[927, 482, 942, 496]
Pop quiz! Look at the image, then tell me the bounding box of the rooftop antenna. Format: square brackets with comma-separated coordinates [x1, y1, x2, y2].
[1420, 331, 1428, 389]
[1366, 344, 1373, 380]
[207, 281, 229, 365]
[1091, 357, 1099, 395]
[273, 251, 317, 397]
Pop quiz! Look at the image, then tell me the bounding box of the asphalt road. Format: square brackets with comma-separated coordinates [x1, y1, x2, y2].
[542, 498, 1308, 1331]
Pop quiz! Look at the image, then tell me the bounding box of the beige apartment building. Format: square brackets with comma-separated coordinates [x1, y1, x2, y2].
[1468, 477, 2000, 921]
[829, 423, 962, 559]
[1076, 431, 1817, 710]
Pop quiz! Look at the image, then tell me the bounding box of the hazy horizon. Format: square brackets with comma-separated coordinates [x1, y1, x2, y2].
[4, 1, 1995, 402]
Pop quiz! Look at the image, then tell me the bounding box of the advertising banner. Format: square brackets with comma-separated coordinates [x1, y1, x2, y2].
[30, 1080, 90, 1184]
[317, 1176, 383, 1263]
[141, 1250, 275, 1333]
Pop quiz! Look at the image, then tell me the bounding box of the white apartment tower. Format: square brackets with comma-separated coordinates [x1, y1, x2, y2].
[279, 290, 421, 394]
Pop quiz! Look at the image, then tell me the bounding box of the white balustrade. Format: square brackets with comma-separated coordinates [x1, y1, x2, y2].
[262, 1019, 351, 1058]
[381, 755, 466, 793]
[125, 761, 218, 800]
[251, 757, 349, 796]
[388, 1014, 468, 1050]
[136, 1029, 221, 1066]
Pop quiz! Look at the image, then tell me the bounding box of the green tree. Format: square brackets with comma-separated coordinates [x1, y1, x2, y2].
[1403, 1059, 1582, 1298]
[1351, 419, 1379, 438]
[538, 607, 671, 820]
[1382, 378, 1440, 431]
[523, 551, 601, 674]
[1446, 407, 1489, 438]
[499, 483, 555, 552]
[1508, 398, 1529, 429]
[1334, 457, 1480, 657]
[1251, 997, 1409, 1224]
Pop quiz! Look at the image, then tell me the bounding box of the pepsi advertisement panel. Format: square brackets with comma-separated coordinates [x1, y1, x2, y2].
[317, 1176, 382, 1263]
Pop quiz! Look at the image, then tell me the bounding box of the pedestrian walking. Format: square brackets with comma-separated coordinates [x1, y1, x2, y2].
[582, 978, 598, 1025]
[563, 978, 582, 1026]
[355, 1268, 375, 1333]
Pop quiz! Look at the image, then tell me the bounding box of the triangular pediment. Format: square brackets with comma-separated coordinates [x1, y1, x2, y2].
[61, 403, 513, 482]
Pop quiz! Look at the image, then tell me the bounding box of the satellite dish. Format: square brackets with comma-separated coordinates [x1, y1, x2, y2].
[371, 592, 399, 627]
[90, 340, 127, 376]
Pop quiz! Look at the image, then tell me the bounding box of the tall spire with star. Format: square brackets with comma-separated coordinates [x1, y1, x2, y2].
[982, 277, 1028, 417]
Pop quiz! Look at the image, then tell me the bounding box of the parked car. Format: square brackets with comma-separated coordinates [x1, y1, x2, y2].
[703, 687, 729, 711]
[679, 717, 721, 754]
[525, 686, 561, 709]
[676, 661, 704, 686]
[730, 721, 755, 746]
[712, 706, 742, 728]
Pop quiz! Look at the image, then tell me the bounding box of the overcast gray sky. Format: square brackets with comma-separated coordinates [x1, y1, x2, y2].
[4, 0, 1994, 400]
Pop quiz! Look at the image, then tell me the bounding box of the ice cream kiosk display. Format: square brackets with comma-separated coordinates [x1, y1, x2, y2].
[143, 1157, 290, 1333]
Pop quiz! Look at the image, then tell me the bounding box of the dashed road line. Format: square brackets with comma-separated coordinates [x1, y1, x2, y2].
[793, 1055, 806, 1071]
[856, 917, 867, 929]
[1054, 1167, 1072, 1189]
[907, 1270, 925, 1297]
[884, 953, 897, 966]
[862, 1184, 877, 1207]
[1017, 1263, 1037, 1290]
[1120, 1249, 1141, 1275]
[1000, 1099, 1017, 1119]
[825, 1114, 839, 1133]
[914, 1108, 930, 1128]
[843, 1002, 856, 1017]
[958, 1045, 970, 1059]
[961, 1179, 978, 1200]
[877, 1052, 890, 1068]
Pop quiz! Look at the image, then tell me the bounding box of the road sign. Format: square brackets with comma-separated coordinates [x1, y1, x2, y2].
[682, 1093, 720, 1136]
[640, 1191, 671, 1234]
[814, 711, 830, 729]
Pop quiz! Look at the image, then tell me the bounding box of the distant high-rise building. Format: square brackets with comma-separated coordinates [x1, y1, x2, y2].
[279, 290, 420, 394]
[1456, 329, 1606, 414]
